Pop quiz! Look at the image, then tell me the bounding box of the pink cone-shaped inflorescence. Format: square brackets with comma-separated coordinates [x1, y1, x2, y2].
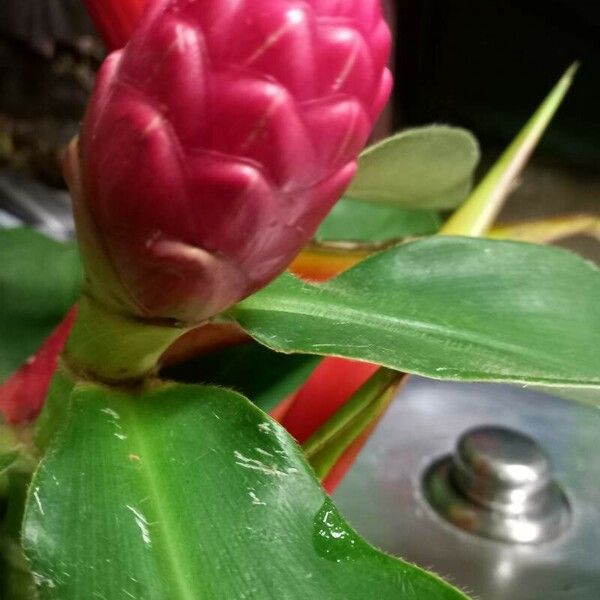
[70, 0, 392, 323]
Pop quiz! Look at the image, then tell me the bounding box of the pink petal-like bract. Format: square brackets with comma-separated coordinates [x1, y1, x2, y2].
[73, 0, 392, 322]
[83, 0, 148, 50]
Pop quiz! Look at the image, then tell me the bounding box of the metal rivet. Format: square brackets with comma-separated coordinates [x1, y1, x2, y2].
[424, 426, 571, 544]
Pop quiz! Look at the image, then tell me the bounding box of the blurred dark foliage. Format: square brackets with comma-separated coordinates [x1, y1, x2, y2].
[0, 0, 103, 186]
[390, 0, 599, 262]
[0, 0, 96, 57]
[0, 1, 598, 187]
[394, 0, 600, 169]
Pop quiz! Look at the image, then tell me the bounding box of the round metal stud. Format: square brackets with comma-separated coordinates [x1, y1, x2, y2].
[424, 426, 571, 544]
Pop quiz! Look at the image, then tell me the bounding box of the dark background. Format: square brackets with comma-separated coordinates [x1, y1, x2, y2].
[389, 0, 599, 260]
[394, 0, 600, 168]
[0, 0, 598, 255]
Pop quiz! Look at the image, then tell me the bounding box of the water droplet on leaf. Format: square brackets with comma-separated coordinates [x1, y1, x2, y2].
[312, 499, 362, 563]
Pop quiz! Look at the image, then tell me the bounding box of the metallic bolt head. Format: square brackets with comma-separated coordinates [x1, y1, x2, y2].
[424, 426, 571, 544]
[453, 426, 552, 514]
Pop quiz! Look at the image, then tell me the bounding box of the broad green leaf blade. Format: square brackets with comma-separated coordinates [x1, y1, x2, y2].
[442, 64, 578, 236]
[23, 383, 467, 600]
[303, 369, 403, 480]
[231, 237, 600, 395]
[162, 341, 321, 413]
[0, 228, 82, 382]
[347, 126, 480, 210]
[316, 197, 441, 242]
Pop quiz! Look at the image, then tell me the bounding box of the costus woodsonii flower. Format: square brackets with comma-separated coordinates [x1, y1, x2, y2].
[67, 0, 392, 322]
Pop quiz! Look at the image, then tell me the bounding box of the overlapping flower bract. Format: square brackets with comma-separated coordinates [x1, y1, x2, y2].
[71, 0, 391, 322]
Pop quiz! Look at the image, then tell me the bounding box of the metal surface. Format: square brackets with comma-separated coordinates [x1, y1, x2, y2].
[424, 426, 571, 544]
[0, 171, 74, 240]
[333, 377, 600, 599]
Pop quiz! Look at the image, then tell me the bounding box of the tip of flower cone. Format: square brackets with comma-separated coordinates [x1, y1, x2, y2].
[84, 0, 149, 49]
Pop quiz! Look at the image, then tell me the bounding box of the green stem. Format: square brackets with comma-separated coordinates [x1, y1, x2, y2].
[302, 368, 404, 480]
[63, 294, 191, 384]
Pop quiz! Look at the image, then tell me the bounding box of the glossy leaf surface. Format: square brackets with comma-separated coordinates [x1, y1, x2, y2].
[0, 229, 82, 382]
[231, 237, 600, 392]
[316, 197, 440, 242]
[23, 383, 466, 599]
[346, 126, 480, 209]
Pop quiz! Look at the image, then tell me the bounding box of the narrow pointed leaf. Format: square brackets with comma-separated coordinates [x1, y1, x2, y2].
[442, 64, 578, 237]
[346, 126, 480, 209]
[489, 214, 600, 244]
[231, 237, 600, 399]
[23, 383, 467, 600]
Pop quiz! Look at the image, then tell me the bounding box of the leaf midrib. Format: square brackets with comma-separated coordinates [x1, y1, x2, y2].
[235, 285, 598, 383]
[124, 400, 201, 600]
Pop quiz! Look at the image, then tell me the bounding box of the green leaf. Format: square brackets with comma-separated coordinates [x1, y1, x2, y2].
[316, 197, 441, 242]
[231, 237, 600, 395]
[0, 425, 37, 485]
[346, 126, 480, 210]
[23, 383, 467, 599]
[442, 64, 578, 237]
[0, 426, 21, 474]
[0, 428, 38, 600]
[162, 341, 321, 413]
[0, 451, 18, 476]
[489, 214, 600, 245]
[33, 371, 76, 452]
[0, 228, 82, 382]
[303, 369, 403, 480]
[1, 470, 37, 600]
[0, 426, 21, 499]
